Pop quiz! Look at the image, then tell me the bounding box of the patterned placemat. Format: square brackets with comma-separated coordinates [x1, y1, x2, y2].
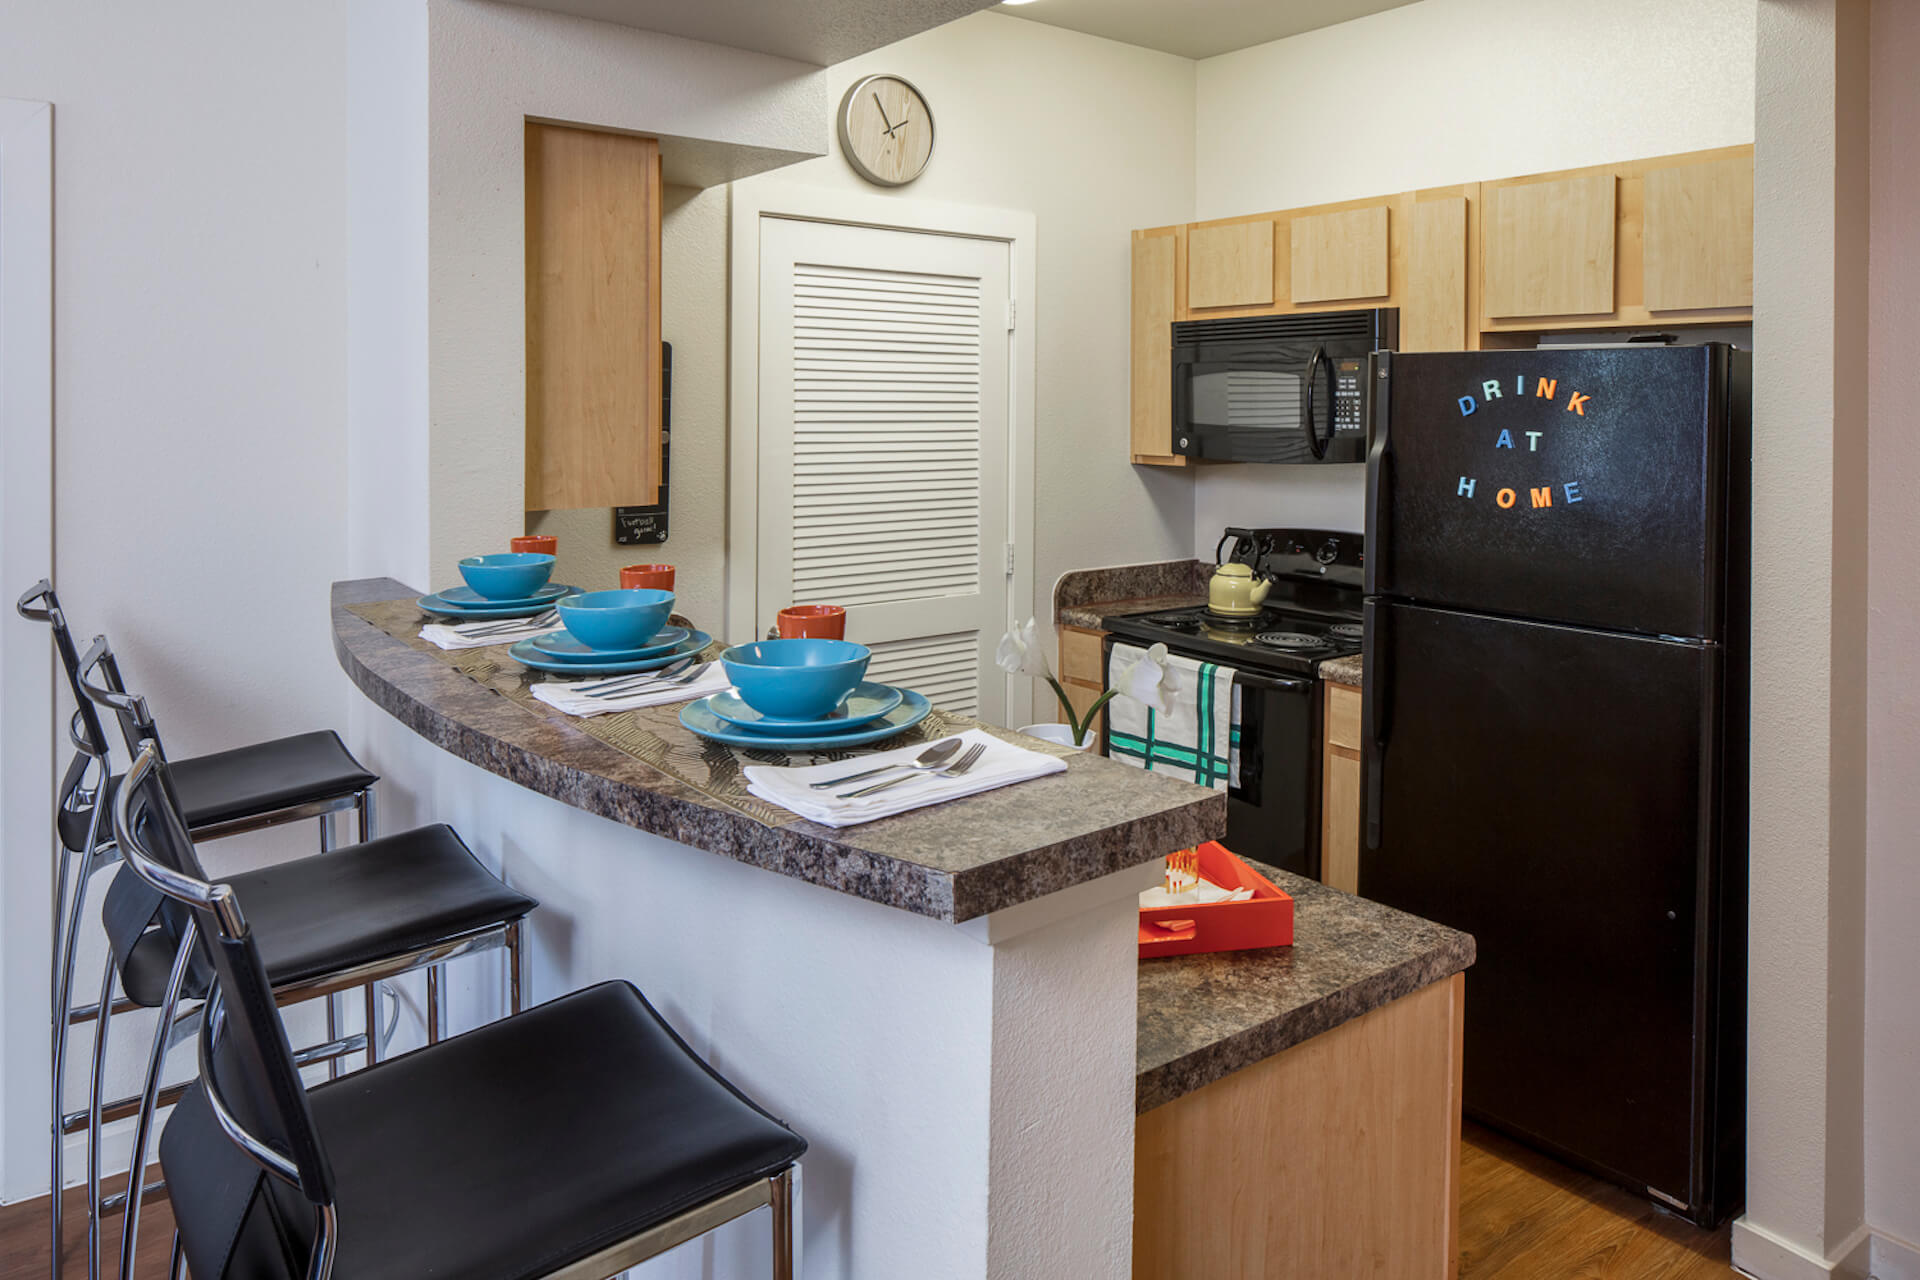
[347, 599, 1064, 827]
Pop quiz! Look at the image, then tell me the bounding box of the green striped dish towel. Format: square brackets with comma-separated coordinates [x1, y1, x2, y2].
[1105, 642, 1241, 791]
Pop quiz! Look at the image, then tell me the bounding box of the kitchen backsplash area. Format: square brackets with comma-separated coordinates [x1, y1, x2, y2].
[1191, 462, 1364, 559]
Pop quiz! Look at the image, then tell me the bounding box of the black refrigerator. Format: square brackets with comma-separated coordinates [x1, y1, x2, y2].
[1361, 345, 1749, 1226]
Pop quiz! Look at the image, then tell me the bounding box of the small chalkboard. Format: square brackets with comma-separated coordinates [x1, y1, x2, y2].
[614, 341, 671, 545]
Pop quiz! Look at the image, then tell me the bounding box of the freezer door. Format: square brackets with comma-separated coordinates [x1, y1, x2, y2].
[1368, 346, 1733, 639]
[1361, 600, 1720, 1208]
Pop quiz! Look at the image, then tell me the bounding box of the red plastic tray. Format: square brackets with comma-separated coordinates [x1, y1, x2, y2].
[1138, 841, 1294, 959]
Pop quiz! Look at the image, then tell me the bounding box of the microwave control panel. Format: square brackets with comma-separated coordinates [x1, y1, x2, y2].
[1332, 357, 1366, 434]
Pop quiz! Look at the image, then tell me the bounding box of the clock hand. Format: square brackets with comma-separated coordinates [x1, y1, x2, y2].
[872, 91, 894, 134]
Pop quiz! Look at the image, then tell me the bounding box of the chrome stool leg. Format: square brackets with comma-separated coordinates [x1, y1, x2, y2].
[167, 1230, 184, 1280]
[84, 955, 115, 1280]
[427, 963, 446, 1043]
[771, 1167, 796, 1280]
[319, 811, 343, 1082]
[506, 918, 526, 1015]
[357, 788, 379, 1066]
[118, 922, 197, 1280]
[52, 789, 111, 1280]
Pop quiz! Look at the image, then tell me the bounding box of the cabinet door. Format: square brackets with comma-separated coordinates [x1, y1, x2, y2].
[1403, 197, 1468, 352]
[524, 123, 662, 510]
[1290, 205, 1390, 304]
[1643, 153, 1754, 311]
[1483, 173, 1616, 319]
[1187, 220, 1275, 310]
[1130, 232, 1182, 465]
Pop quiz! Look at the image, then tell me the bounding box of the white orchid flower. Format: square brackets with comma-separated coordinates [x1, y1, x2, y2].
[995, 617, 1055, 679]
[1116, 642, 1177, 713]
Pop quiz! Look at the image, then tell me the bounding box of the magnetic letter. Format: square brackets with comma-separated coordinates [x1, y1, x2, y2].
[1530, 486, 1553, 508]
[1496, 429, 1514, 449]
[1482, 380, 1504, 400]
[1516, 376, 1526, 395]
[1567, 390, 1590, 416]
[1525, 431, 1543, 452]
[1497, 488, 1517, 509]
[1536, 377, 1558, 400]
[1458, 477, 1477, 498]
[1564, 481, 1584, 503]
[1458, 396, 1477, 417]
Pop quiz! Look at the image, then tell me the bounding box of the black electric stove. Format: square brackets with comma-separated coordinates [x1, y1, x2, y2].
[1100, 528, 1365, 881]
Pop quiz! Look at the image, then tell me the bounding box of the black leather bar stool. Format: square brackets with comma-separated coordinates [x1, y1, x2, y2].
[16, 579, 379, 1280]
[111, 741, 807, 1280]
[77, 638, 540, 1280]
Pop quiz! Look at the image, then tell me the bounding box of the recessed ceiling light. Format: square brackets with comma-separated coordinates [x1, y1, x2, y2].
[999, 0, 1038, 6]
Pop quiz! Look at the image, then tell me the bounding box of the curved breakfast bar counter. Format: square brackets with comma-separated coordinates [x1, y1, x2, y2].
[332, 578, 1225, 922]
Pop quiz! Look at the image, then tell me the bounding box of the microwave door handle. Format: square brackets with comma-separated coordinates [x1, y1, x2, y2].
[1301, 346, 1329, 460]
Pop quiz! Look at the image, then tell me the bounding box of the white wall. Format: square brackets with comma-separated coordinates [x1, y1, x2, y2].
[735, 12, 1200, 628]
[1186, 0, 1757, 549]
[1865, 0, 1920, 1268]
[0, 0, 357, 1201]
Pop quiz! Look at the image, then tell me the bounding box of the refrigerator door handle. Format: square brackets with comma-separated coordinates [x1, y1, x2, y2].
[1364, 350, 1392, 595]
[1362, 598, 1391, 851]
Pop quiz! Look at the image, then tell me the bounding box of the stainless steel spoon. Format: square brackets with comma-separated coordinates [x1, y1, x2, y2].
[808, 737, 962, 790]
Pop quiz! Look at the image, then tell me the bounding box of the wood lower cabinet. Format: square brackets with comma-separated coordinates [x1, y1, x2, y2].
[1322, 682, 1362, 894]
[1056, 624, 1109, 753]
[1135, 973, 1465, 1280]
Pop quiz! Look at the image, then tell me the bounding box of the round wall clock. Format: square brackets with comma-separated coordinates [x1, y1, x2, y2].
[837, 75, 935, 187]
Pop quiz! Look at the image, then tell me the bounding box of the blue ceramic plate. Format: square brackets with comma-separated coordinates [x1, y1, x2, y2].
[525, 626, 690, 663]
[417, 588, 581, 620]
[679, 689, 930, 750]
[435, 582, 574, 609]
[508, 630, 711, 676]
[706, 681, 903, 734]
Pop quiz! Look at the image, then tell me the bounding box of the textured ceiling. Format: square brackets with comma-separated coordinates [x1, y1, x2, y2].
[495, 0, 1002, 66]
[995, 0, 1422, 60]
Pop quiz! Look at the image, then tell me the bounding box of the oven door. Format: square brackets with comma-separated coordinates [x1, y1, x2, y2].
[1099, 640, 1322, 879]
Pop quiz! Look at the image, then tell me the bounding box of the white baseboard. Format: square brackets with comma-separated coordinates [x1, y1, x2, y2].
[1870, 1231, 1920, 1280]
[1734, 1219, 1871, 1280]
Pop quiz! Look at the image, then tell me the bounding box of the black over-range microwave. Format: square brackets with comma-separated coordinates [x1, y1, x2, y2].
[1171, 307, 1398, 463]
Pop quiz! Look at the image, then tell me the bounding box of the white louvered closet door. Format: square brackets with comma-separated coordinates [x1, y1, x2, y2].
[758, 217, 1012, 723]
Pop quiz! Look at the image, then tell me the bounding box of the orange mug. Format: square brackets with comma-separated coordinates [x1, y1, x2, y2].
[511, 535, 557, 556]
[620, 563, 675, 591]
[777, 605, 846, 639]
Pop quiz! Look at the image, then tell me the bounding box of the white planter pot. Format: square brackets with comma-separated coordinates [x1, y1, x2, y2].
[1018, 722, 1094, 752]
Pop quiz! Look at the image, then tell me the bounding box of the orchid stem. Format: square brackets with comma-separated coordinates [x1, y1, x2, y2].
[1046, 676, 1118, 747]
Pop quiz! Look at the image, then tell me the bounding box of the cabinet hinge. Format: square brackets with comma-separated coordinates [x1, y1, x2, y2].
[1004, 543, 1016, 576]
[1006, 299, 1016, 332]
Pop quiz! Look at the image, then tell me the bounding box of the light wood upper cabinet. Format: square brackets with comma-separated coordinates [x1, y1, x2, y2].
[1482, 172, 1617, 319]
[1130, 229, 1183, 466]
[1290, 205, 1390, 304]
[1643, 152, 1755, 311]
[524, 122, 663, 511]
[1188, 220, 1275, 310]
[1403, 197, 1469, 352]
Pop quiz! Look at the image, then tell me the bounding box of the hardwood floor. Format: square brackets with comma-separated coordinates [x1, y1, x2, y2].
[1, 1125, 1738, 1280]
[0, 1169, 178, 1280]
[1460, 1122, 1738, 1280]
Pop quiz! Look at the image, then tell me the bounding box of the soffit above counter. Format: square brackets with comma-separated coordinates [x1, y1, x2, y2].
[494, 0, 1000, 67]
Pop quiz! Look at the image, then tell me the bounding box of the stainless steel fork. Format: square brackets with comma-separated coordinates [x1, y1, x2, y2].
[836, 742, 987, 799]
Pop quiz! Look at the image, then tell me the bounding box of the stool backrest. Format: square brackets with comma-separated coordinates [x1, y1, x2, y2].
[113, 741, 339, 1277]
[75, 633, 165, 760]
[16, 578, 113, 760]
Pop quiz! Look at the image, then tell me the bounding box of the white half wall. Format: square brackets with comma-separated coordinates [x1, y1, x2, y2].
[1186, 0, 1757, 548]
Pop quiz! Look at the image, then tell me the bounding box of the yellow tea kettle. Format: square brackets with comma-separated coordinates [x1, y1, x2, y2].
[1208, 562, 1271, 616]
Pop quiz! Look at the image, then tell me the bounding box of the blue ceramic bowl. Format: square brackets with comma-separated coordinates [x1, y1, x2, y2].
[555, 588, 674, 651]
[457, 553, 555, 600]
[721, 638, 872, 721]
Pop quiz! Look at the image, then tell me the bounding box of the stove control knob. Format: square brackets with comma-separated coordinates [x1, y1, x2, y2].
[1314, 539, 1340, 565]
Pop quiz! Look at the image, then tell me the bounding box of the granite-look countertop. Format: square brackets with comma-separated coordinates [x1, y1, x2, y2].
[333, 579, 1225, 923]
[1053, 560, 1210, 629]
[1136, 862, 1473, 1111]
[1318, 653, 1365, 688]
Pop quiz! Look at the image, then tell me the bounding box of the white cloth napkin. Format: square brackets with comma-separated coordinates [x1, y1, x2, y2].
[531, 665, 731, 718]
[420, 615, 561, 650]
[742, 728, 1068, 829]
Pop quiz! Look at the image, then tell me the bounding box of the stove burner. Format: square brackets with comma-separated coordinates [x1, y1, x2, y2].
[1147, 613, 1202, 634]
[1254, 631, 1327, 651]
[1202, 609, 1265, 628]
[1328, 622, 1365, 642]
